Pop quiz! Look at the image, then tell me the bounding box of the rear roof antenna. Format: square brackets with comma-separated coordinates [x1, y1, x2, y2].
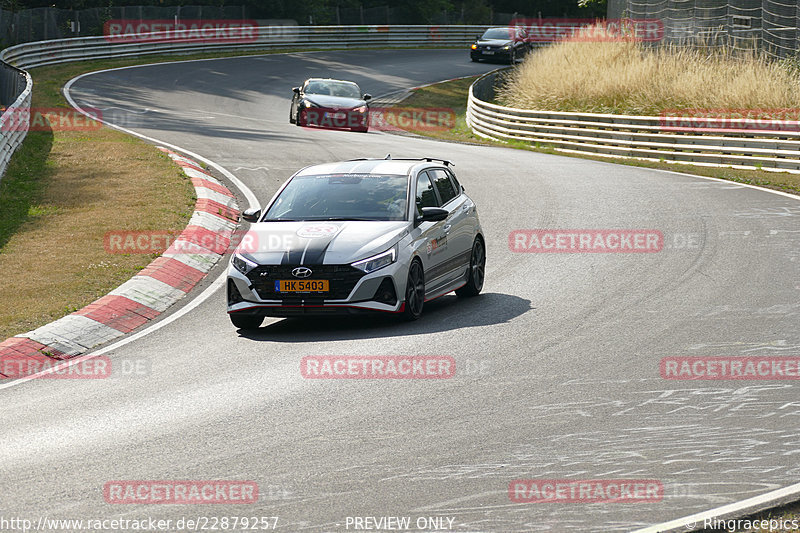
[384, 154, 392, 160]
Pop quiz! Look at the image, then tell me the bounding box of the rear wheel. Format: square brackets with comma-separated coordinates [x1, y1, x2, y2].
[403, 260, 425, 321]
[456, 237, 485, 297]
[230, 314, 263, 330]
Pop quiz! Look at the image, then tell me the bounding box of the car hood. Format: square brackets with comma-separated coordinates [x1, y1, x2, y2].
[303, 94, 365, 109]
[236, 220, 408, 266]
[476, 38, 513, 46]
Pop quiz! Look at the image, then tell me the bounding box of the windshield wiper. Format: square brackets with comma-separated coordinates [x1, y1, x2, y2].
[315, 217, 380, 221]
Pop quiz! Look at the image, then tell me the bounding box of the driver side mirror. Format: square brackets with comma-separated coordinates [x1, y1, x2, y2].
[363, 93, 372, 101]
[241, 208, 261, 223]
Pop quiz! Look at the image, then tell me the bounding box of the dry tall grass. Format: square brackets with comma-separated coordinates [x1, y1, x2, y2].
[497, 37, 800, 115]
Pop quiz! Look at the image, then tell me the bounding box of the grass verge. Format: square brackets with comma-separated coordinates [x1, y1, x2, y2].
[497, 38, 800, 115]
[0, 61, 199, 341]
[388, 75, 800, 195]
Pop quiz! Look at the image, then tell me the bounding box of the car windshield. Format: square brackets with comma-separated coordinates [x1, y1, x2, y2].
[482, 28, 512, 39]
[264, 173, 408, 221]
[304, 81, 362, 99]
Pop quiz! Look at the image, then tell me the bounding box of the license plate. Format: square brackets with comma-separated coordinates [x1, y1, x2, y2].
[483, 51, 495, 55]
[275, 279, 329, 293]
[325, 112, 347, 120]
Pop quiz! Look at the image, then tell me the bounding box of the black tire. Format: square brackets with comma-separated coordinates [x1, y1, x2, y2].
[230, 314, 263, 330]
[403, 260, 425, 321]
[289, 109, 296, 124]
[471, 56, 478, 62]
[456, 237, 486, 297]
[509, 49, 516, 64]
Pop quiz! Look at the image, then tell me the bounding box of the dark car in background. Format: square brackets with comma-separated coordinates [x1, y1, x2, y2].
[470, 27, 530, 64]
[290, 78, 372, 133]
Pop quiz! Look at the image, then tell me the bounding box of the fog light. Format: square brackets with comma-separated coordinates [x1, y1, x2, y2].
[372, 277, 397, 305]
[228, 279, 244, 305]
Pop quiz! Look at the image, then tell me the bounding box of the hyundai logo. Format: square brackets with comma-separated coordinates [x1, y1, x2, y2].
[292, 267, 313, 278]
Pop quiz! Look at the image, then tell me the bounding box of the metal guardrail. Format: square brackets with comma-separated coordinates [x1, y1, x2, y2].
[466, 70, 800, 173]
[0, 24, 488, 184]
[0, 25, 490, 69]
[0, 62, 31, 185]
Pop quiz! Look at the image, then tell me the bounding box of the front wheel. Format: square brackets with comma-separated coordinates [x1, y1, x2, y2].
[230, 314, 263, 330]
[456, 238, 485, 297]
[403, 260, 425, 321]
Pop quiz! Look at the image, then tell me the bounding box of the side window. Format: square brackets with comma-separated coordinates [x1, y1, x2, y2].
[415, 172, 439, 214]
[431, 169, 458, 205]
[446, 168, 461, 193]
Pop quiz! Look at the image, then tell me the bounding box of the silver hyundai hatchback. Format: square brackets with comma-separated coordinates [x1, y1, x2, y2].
[226, 157, 485, 329]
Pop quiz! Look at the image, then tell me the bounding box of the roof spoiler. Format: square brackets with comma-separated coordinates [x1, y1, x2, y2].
[346, 156, 454, 167]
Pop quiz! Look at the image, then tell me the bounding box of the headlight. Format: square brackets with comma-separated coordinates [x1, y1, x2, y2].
[354, 106, 367, 113]
[231, 252, 257, 275]
[502, 45, 511, 50]
[352, 246, 396, 273]
[301, 100, 318, 108]
[471, 44, 477, 49]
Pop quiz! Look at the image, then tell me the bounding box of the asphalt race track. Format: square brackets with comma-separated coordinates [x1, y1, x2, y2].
[2, 50, 799, 532]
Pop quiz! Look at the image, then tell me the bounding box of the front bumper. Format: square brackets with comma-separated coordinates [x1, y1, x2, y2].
[471, 48, 513, 61]
[299, 107, 369, 130]
[227, 261, 404, 318]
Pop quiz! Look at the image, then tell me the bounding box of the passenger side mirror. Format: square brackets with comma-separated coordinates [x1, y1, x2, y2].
[241, 208, 261, 223]
[417, 207, 448, 223]
[292, 87, 300, 94]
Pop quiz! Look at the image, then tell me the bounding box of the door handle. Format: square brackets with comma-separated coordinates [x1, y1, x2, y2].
[443, 224, 452, 233]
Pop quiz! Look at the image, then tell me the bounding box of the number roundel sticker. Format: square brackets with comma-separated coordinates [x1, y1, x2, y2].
[296, 223, 340, 239]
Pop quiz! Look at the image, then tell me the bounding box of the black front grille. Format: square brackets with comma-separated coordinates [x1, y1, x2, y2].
[247, 264, 366, 301]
